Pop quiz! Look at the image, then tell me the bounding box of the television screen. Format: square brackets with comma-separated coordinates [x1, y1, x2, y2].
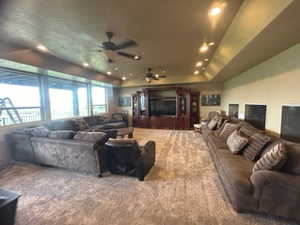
[150, 99, 176, 116]
[281, 106, 300, 143]
[245, 104, 266, 130]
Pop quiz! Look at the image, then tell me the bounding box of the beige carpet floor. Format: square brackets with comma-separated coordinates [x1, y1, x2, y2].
[0, 128, 297, 225]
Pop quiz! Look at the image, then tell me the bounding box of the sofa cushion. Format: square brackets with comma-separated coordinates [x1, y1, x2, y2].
[83, 116, 100, 127]
[227, 130, 249, 154]
[30, 126, 50, 137]
[48, 130, 76, 139]
[219, 122, 240, 140]
[282, 141, 300, 175]
[104, 122, 127, 129]
[44, 120, 78, 131]
[252, 142, 287, 173]
[243, 133, 271, 161]
[90, 124, 108, 130]
[207, 135, 228, 151]
[73, 131, 108, 145]
[216, 151, 254, 194]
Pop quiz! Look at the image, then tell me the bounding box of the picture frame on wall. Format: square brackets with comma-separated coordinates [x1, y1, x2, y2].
[119, 96, 131, 107]
[201, 94, 221, 106]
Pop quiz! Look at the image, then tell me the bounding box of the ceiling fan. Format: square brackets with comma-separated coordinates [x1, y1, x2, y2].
[145, 68, 167, 83]
[97, 32, 141, 63]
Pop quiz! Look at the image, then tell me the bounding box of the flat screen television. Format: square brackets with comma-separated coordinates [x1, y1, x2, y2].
[281, 106, 300, 143]
[150, 99, 176, 116]
[245, 104, 267, 130]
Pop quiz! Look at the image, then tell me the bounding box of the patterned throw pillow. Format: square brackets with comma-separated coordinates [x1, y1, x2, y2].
[48, 130, 76, 139]
[252, 143, 287, 173]
[239, 125, 259, 137]
[226, 130, 249, 154]
[207, 119, 218, 130]
[72, 118, 89, 131]
[243, 132, 271, 161]
[219, 122, 240, 139]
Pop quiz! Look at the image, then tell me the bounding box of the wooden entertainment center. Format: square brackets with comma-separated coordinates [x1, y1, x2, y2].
[132, 87, 200, 130]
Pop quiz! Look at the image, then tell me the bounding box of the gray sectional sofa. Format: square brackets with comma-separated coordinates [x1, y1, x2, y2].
[5, 114, 128, 176]
[202, 114, 300, 222]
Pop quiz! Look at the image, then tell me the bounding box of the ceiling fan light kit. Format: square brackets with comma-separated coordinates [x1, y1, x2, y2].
[144, 68, 167, 83]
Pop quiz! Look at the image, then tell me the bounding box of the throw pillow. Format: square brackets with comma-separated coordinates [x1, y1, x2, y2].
[48, 130, 76, 139]
[239, 125, 260, 137]
[215, 119, 228, 136]
[207, 119, 218, 130]
[30, 126, 50, 137]
[72, 118, 89, 131]
[226, 130, 249, 154]
[252, 143, 287, 173]
[219, 122, 240, 139]
[243, 132, 271, 161]
[73, 131, 108, 145]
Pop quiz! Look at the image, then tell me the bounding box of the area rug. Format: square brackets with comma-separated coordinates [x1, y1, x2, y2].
[0, 129, 296, 225]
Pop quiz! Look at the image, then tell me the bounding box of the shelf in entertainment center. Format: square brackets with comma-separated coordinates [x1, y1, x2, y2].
[132, 87, 200, 130]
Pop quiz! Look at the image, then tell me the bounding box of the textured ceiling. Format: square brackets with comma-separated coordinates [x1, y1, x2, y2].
[0, 0, 243, 83]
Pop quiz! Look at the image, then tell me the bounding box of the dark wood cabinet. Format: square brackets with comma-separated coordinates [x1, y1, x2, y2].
[132, 87, 199, 130]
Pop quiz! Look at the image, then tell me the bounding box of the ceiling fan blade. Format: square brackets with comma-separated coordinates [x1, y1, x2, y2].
[118, 51, 141, 60]
[158, 75, 167, 78]
[114, 40, 138, 50]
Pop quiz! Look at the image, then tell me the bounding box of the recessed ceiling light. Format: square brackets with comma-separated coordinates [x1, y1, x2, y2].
[196, 61, 203, 67]
[114, 67, 119, 70]
[208, 42, 215, 46]
[134, 55, 140, 60]
[107, 71, 112, 75]
[209, 7, 222, 16]
[204, 58, 209, 62]
[122, 76, 127, 81]
[194, 70, 199, 75]
[37, 44, 48, 52]
[199, 43, 209, 53]
[83, 62, 89, 67]
[155, 74, 160, 78]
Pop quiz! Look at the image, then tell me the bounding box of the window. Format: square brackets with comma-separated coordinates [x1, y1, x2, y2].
[0, 60, 110, 127]
[229, 104, 239, 118]
[77, 87, 88, 116]
[0, 70, 41, 126]
[92, 86, 106, 114]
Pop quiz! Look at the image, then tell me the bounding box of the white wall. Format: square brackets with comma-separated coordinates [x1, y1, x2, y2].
[222, 43, 300, 134]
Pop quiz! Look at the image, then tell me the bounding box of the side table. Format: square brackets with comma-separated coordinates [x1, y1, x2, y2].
[0, 189, 21, 225]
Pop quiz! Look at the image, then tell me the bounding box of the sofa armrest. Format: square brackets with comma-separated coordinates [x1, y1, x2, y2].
[136, 141, 156, 181]
[250, 170, 300, 198]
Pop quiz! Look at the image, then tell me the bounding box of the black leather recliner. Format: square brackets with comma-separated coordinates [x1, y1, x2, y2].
[104, 139, 155, 181]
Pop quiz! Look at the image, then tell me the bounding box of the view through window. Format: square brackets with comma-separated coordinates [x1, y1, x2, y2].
[0, 72, 41, 126]
[92, 86, 106, 114]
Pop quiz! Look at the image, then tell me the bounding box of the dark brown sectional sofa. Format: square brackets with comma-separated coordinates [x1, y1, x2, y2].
[5, 114, 128, 176]
[202, 115, 300, 222]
